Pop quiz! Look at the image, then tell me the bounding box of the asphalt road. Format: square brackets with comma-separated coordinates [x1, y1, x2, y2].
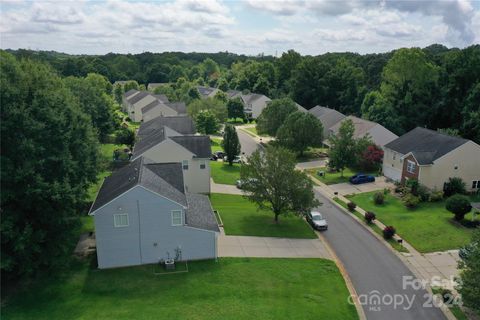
[315, 191, 446, 320]
[237, 129, 262, 156]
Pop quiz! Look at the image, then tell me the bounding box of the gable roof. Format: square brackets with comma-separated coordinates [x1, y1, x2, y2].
[170, 135, 211, 158]
[141, 100, 163, 114]
[89, 157, 187, 213]
[125, 89, 139, 98]
[241, 93, 270, 106]
[309, 106, 346, 136]
[132, 129, 167, 159]
[226, 89, 242, 99]
[197, 86, 218, 97]
[384, 127, 469, 165]
[185, 193, 219, 232]
[137, 115, 196, 138]
[166, 102, 187, 114]
[330, 116, 377, 136]
[127, 91, 150, 104]
[154, 94, 169, 103]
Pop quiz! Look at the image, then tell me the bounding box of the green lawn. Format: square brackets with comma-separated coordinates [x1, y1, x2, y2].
[210, 194, 317, 239]
[210, 137, 223, 153]
[346, 191, 478, 252]
[2, 258, 357, 320]
[305, 167, 378, 185]
[210, 161, 241, 185]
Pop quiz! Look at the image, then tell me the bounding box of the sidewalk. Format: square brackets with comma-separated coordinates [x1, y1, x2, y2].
[308, 173, 461, 291]
[236, 125, 274, 144]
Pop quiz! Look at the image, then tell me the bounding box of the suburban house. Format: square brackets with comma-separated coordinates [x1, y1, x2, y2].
[122, 90, 171, 122]
[226, 90, 272, 119]
[142, 101, 187, 122]
[197, 86, 219, 99]
[328, 115, 398, 147]
[89, 157, 219, 269]
[308, 106, 346, 139]
[131, 131, 211, 194]
[137, 115, 196, 140]
[382, 127, 480, 192]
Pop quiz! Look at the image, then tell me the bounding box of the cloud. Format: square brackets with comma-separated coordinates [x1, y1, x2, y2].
[245, 0, 302, 16]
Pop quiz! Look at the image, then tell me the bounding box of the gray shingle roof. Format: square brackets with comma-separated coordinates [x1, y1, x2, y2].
[185, 193, 219, 232]
[127, 91, 150, 104]
[384, 127, 469, 165]
[154, 94, 169, 103]
[308, 106, 346, 136]
[141, 100, 162, 114]
[166, 102, 187, 114]
[124, 89, 138, 98]
[89, 158, 187, 213]
[170, 135, 211, 158]
[197, 86, 217, 97]
[132, 129, 167, 159]
[137, 115, 196, 139]
[226, 89, 241, 99]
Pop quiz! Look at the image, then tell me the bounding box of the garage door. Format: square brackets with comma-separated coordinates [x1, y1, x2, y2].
[383, 165, 401, 182]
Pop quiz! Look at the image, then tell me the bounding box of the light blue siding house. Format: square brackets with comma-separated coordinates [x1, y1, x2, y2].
[89, 157, 219, 269]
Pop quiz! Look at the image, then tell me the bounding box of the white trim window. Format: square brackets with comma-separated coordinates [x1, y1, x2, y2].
[472, 180, 480, 189]
[171, 210, 183, 226]
[406, 160, 416, 174]
[199, 160, 206, 169]
[114, 213, 129, 228]
[182, 160, 189, 170]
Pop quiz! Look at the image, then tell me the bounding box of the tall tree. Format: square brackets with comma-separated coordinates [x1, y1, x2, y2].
[256, 98, 297, 136]
[222, 124, 241, 165]
[1, 52, 99, 277]
[277, 112, 323, 156]
[187, 97, 227, 123]
[227, 97, 245, 119]
[240, 146, 320, 222]
[195, 110, 219, 135]
[328, 119, 356, 176]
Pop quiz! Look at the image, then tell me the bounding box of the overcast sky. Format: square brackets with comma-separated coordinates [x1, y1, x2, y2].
[1, 0, 479, 56]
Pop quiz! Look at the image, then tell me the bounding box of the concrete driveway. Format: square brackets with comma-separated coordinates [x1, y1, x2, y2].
[296, 159, 327, 169]
[218, 234, 332, 259]
[328, 176, 394, 196]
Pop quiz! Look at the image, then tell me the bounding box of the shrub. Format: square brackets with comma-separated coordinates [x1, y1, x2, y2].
[115, 127, 135, 147]
[365, 211, 376, 224]
[443, 177, 467, 197]
[383, 188, 390, 195]
[429, 190, 443, 202]
[373, 192, 385, 205]
[402, 193, 420, 209]
[446, 194, 472, 221]
[347, 202, 357, 212]
[416, 184, 431, 202]
[406, 179, 419, 195]
[383, 226, 396, 239]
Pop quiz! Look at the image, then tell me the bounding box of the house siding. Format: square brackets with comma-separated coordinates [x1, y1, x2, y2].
[130, 95, 157, 122]
[382, 147, 403, 181]
[401, 154, 420, 184]
[142, 139, 211, 194]
[251, 96, 271, 119]
[417, 141, 480, 191]
[94, 186, 216, 269]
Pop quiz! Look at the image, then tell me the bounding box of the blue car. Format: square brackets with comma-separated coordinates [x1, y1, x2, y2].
[349, 173, 375, 184]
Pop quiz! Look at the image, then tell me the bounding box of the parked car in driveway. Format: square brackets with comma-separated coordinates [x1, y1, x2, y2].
[349, 173, 375, 185]
[306, 211, 328, 231]
[224, 155, 242, 163]
[211, 151, 225, 161]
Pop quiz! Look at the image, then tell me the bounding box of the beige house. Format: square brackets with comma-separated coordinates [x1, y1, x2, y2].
[132, 130, 211, 194]
[308, 106, 346, 140]
[197, 86, 219, 99]
[383, 127, 480, 192]
[226, 90, 272, 119]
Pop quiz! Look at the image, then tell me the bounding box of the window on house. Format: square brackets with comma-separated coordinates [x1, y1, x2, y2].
[182, 160, 189, 170]
[114, 213, 129, 227]
[407, 160, 416, 174]
[472, 181, 480, 189]
[200, 160, 206, 169]
[171, 210, 183, 226]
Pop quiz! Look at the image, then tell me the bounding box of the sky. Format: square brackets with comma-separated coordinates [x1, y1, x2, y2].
[0, 0, 479, 56]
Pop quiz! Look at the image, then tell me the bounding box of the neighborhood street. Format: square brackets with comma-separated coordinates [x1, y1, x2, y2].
[314, 191, 446, 320]
[237, 129, 263, 156]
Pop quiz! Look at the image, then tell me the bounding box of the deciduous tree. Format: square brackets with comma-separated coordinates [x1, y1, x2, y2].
[276, 112, 323, 156]
[222, 124, 241, 165]
[328, 119, 356, 176]
[256, 98, 297, 136]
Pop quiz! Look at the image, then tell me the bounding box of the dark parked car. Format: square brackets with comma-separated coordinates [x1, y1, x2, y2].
[349, 173, 375, 185]
[211, 151, 225, 161]
[306, 211, 328, 231]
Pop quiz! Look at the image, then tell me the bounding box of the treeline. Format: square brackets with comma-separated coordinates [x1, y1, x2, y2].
[0, 52, 121, 278]
[8, 44, 480, 143]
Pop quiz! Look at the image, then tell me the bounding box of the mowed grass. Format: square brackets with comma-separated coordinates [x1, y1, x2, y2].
[210, 194, 316, 239]
[346, 191, 477, 252]
[210, 161, 241, 185]
[210, 137, 223, 153]
[3, 258, 358, 320]
[305, 167, 378, 185]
